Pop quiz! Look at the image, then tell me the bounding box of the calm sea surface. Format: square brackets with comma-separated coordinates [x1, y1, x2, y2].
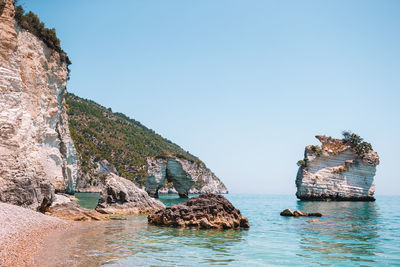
[37, 194, 400, 266]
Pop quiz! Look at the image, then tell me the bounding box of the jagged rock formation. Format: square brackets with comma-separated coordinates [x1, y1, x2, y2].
[96, 173, 165, 215]
[296, 134, 380, 201]
[146, 157, 228, 198]
[0, 0, 78, 209]
[148, 193, 250, 229]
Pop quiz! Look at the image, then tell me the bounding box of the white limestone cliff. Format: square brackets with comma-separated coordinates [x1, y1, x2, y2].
[0, 0, 78, 209]
[296, 135, 379, 201]
[146, 156, 228, 198]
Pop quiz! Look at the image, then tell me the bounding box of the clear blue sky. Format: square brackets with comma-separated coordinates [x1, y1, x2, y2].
[21, 0, 400, 194]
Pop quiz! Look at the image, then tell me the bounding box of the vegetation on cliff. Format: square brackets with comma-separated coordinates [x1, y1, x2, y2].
[65, 93, 200, 186]
[13, 2, 71, 66]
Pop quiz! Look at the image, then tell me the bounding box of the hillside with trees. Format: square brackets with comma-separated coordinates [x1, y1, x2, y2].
[65, 93, 201, 186]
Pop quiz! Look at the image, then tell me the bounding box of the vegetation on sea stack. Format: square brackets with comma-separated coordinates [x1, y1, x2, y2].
[297, 131, 375, 167]
[65, 93, 201, 186]
[342, 131, 373, 158]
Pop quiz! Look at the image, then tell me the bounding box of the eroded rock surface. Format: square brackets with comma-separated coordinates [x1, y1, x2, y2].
[148, 193, 250, 229]
[146, 157, 228, 198]
[0, 0, 78, 209]
[46, 202, 109, 221]
[96, 174, 165, 215]
[296, 135, 379, 201]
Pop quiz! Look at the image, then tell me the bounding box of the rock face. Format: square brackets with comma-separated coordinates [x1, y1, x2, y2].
[96, 173, 165, 215]
[0, 0, 78, 209]
[148, 193, 250, 229]
[296, 135, 380, 201]
[146, 157, 228, 198]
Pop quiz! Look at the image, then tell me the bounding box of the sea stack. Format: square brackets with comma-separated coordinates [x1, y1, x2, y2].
[296, 132, 379, 201]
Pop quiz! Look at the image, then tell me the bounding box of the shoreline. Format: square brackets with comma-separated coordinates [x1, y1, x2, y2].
[0, 203, 72, 267]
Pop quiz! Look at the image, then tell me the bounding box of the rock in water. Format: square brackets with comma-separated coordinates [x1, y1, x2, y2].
[280, 209, 322, 217]
[296, 134, 379, 201]
[148, 193, 250, 229]
[96, 174, 165, 215]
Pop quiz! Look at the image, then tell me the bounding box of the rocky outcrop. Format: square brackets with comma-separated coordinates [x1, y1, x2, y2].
[46, 202, 109, 221]
[280, 209, 322, 217]
[0, 1, 78, 209]
[296, 135, 379, 201]
[146, 157, 228, 198]
[96, 173, 165, 215]
[148, 193, 249, 229]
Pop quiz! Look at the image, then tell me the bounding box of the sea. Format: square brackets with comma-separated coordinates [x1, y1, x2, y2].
[36, 194, 400, 266]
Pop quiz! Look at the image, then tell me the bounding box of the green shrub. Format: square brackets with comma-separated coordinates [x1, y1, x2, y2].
[297, 159, 307, 167]
[13, 4, 71, 66]
[310, 145, 322, 156]
[342, 131, 372, 157]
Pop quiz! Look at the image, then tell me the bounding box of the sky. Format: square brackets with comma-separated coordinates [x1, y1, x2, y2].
[20, 0, 400, 195]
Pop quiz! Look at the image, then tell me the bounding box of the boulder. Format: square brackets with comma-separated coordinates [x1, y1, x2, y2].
[96, 174, 165, 215]
[0, 177, 55, 211]
[280, 208, 322, 217]
[148, 193, 250, 229]
[45, 202, 109, 221]
[50, 194, 71, 206]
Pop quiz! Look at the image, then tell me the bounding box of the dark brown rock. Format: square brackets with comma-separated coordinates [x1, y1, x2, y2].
[148, 193, 250, 229]
[280, 208, 322, 217]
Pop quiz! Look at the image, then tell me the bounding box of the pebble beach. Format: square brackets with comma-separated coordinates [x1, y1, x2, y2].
[0, 203, 71, 267]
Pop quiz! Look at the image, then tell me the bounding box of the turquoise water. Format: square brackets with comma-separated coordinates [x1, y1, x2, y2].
[74, 192, 100, 209]
[39, 195, 400, 266]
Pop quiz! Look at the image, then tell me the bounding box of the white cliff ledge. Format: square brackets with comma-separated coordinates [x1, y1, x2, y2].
[146, 156, 228, 198]
[296, 133, 379, 201]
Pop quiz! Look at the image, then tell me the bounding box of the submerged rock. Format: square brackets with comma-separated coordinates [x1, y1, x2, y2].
[148, 193, 250, 229]
[296, 134, 379, 201]
[96, 174, 165, 215]
[146, 157, 228, 198]
[46, 202, 109, 221]
[280, 209, 322, 217]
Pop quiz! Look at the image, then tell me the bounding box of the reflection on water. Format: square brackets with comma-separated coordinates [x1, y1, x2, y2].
[296, 201, 380, 264]
[35, 215, 247, 266]
[33, 195, 400, 266]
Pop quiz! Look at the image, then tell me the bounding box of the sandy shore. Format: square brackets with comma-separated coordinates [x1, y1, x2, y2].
[0, 202, 72, 267]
